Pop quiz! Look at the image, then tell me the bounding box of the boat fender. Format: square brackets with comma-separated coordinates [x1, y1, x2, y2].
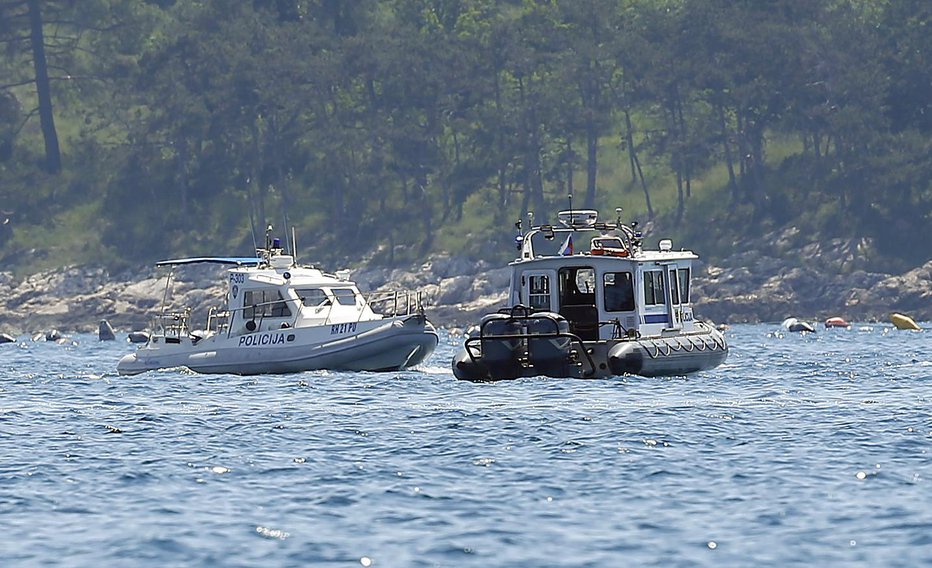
[608, 342, 644, 376]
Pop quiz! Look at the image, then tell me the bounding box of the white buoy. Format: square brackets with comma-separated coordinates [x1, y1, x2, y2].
[782, 317, 815, 333]
[127, 331, 150, 344]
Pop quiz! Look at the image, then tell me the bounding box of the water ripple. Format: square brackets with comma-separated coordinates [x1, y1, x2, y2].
[0, 324, 929, 565]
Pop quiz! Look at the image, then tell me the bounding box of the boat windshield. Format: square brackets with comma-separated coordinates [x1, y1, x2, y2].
[331, 288, 357, 306]
[298, 288, 328, 307]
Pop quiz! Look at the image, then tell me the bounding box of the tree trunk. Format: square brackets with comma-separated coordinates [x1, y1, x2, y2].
[674, 91, 691, 199]
[623, 110, 653, 219]
[717, 103, 738, 203]
[675, 168, 685, 225]
[585, 121, 597, 209]
[632, 146, 653, 219]
[624, 108, 637, 183]
[27, 0, 61, 174]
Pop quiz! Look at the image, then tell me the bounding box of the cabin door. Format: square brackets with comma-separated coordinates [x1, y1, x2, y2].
[663, 264, 683, 331]
[521, 270, 556, 312]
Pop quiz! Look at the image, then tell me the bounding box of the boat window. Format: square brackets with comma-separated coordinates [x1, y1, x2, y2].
[643, 270, 666, 306]
[528, 275, 551, 310]
[678, 268, 690, 303]
[559, 267, 595, 306]
[331, 288, 357, 306]
[603, 272, 635, 312]
[669, 268, 680, 305]
[244, 289, 292, 319]
[298, 289, 328, 307]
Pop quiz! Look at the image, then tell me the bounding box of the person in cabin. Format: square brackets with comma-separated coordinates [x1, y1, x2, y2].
[604, 273, 635, 312]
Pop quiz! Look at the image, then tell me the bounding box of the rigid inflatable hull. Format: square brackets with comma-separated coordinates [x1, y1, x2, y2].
[118, 318, 438, 376]
[453, 328, 727, 381]
[607, 333, 728, 377]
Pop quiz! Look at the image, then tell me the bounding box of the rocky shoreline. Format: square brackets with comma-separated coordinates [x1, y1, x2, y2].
[0, 239, 929, 337]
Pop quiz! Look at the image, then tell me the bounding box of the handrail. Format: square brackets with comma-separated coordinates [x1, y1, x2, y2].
[362, 289, 426, 320]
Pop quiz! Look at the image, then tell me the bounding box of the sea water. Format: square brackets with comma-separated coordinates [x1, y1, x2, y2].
[0, 324, 929, 567]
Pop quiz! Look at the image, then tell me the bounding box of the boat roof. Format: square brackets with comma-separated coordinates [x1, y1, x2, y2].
[155, 256, 262, 267]
[510, 249, 697, 267]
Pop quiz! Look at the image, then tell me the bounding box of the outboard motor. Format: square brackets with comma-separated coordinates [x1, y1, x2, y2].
[527, 313, 572, 377]
[477, 312, 523, 380]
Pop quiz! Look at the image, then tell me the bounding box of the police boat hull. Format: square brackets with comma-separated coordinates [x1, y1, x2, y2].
[452, 309, 726, 381]
[118, 315, 437, 376]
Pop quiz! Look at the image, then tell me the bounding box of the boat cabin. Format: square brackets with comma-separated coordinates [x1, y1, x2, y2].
[509, 210, 699, 340]
[153, 252, 379, 340]
[225, 264, 377, 335]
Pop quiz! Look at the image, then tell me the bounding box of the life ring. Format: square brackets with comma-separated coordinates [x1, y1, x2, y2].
[590, 246, 629, 257]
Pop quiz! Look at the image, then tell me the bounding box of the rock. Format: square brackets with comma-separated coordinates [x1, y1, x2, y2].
[436, 275, 474, 304]
[0, 248, 927, 333]
[98, 319, 116, 341]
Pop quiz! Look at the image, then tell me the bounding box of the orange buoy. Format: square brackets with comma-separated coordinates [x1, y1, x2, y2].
[824, 317, 850, 329]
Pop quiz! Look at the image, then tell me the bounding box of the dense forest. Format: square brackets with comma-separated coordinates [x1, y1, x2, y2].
[1, 0, 930, 274]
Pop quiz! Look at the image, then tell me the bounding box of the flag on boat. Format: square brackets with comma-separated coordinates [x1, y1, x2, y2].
[558, 234, 573, 255]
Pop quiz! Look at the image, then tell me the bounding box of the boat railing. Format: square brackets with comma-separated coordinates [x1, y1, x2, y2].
[222, 298, 298, 336]
[363, 289, 427, 319]
[154, 307, 191, 338]
[206, 307, 231, 334]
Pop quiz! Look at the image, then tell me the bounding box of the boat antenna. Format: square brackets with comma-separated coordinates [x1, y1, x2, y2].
[282, 211, 290, 255]
[567, 193, 573, 224]
[514, 218, 523, 250]
[248, 210, 259, 257]
[291, 226, 297, 262]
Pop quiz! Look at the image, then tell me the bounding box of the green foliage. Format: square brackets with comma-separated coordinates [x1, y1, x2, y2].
[0, 0, 930, 275]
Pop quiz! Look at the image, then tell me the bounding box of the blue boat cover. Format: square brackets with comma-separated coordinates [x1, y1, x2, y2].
[155, 257, 262, 267]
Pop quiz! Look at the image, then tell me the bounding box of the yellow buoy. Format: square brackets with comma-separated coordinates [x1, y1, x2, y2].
[890, 313, 921, 331]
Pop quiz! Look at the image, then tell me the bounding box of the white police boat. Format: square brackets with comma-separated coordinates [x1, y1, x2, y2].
[118, 233, 438, 375]
[453, 208, 727, 380]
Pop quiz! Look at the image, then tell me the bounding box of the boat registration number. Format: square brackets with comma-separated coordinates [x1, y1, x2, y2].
[331, 322, 357, 335]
